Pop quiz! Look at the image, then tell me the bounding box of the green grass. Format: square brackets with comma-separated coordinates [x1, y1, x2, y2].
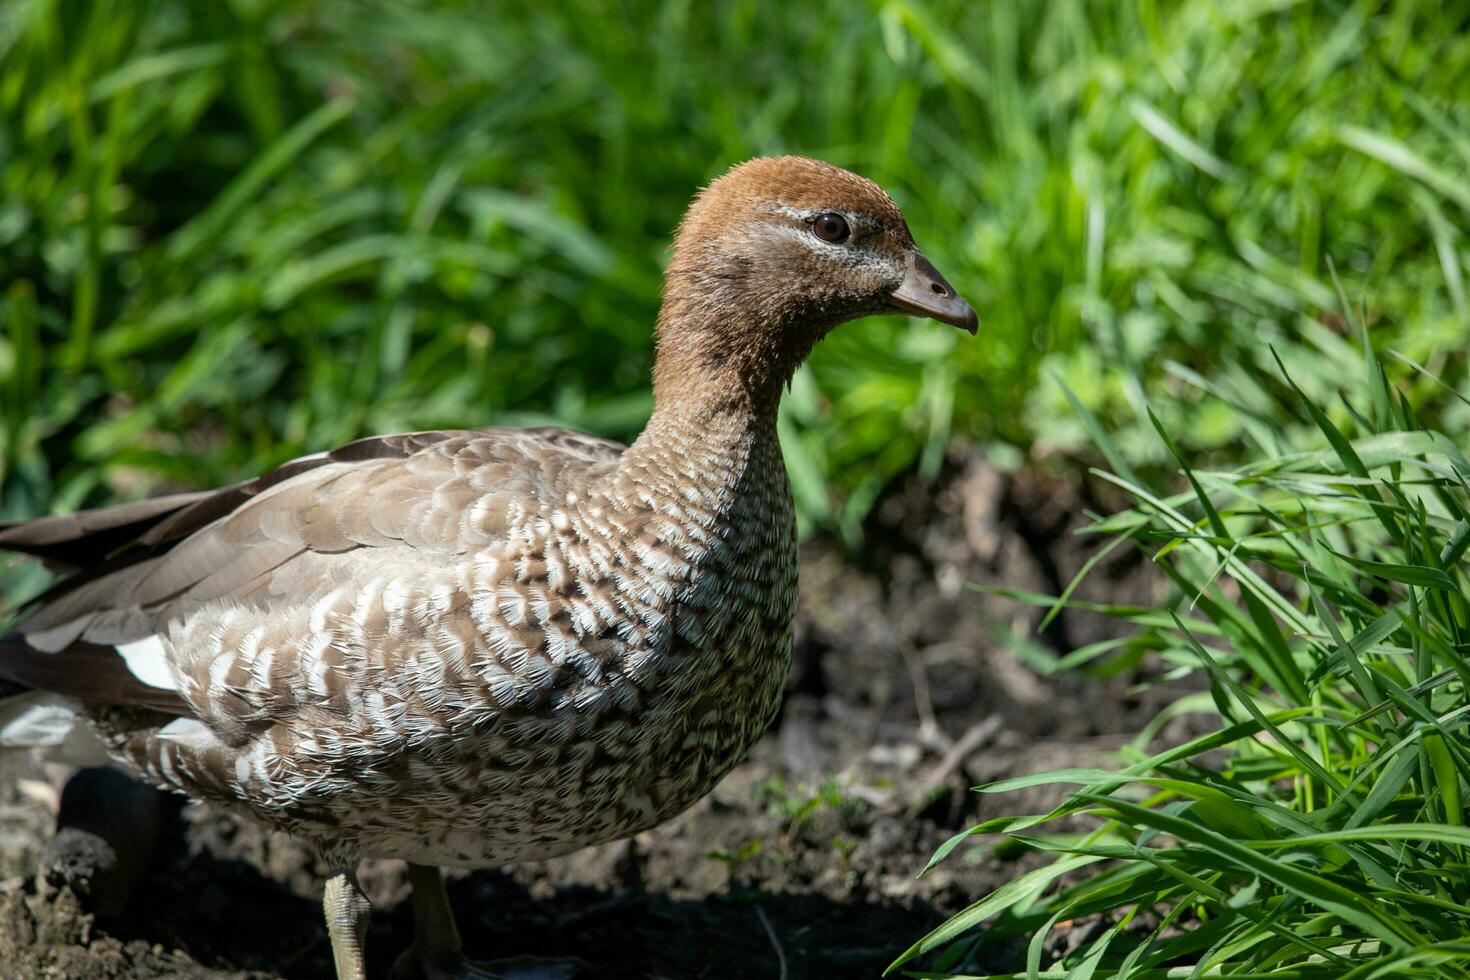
[897, 311, 1470, 977]
[2, 1, 1468, 544]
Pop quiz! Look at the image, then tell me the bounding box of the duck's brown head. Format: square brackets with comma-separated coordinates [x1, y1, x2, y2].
[653, 155, 976, 413]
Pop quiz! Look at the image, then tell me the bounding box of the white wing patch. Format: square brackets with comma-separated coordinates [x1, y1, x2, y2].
[116, 635, 178, 690]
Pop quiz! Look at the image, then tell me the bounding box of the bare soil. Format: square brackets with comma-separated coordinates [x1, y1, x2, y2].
[0, 454, 1182, 979]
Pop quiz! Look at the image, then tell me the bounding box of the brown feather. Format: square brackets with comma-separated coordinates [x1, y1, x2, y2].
[0, 635, 187, 714]
[0, 427, 620, 720]
[0, 490, 213, 569]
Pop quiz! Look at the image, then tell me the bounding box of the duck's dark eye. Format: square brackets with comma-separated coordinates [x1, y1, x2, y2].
[811, 212, 850, 244]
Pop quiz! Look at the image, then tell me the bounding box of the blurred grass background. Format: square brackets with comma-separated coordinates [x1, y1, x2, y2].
[1, 0, 1467, 543]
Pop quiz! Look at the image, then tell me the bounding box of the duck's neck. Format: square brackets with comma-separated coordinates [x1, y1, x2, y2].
[648, 286, 825, 421]
[624, 380, 779, 486]
[615, 389, 789, 562]
[622, 324, 791, 498]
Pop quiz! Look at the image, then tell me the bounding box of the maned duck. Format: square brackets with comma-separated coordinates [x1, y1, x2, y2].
[0, 156, 975, 979]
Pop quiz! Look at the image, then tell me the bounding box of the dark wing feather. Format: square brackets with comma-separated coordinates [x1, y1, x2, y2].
[0, 635, 186, 714]
[0, 491, 215, 570]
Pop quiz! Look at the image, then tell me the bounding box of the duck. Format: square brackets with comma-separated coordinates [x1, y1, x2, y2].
[0, 155, 976, 979]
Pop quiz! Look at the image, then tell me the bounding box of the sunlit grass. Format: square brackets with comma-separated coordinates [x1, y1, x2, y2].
[898, 312, 1470, 977]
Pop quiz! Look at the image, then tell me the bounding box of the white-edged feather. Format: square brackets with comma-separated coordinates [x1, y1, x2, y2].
[0, 692, 111, 765]
[0, 691, 79, 747]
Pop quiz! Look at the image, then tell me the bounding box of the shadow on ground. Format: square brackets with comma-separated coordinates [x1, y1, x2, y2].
[3, 828, 943, 979]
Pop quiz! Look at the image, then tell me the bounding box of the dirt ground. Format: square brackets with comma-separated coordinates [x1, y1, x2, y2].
[0, 453, 1182, 979]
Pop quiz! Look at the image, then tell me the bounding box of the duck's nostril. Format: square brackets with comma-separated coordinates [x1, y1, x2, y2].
[930, 283, 948, 296]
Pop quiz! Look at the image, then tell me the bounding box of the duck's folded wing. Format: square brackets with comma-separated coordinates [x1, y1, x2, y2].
[0, 490, 218, 571]
[0, 427, 623, 716]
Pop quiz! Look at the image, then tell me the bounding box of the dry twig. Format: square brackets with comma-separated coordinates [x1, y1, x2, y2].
[755, 903, 788, 980]
[904, 714, 1004, 813]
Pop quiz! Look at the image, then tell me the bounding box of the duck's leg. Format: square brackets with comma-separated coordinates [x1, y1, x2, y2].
[324, 868, 373, 980]
[395, 863, 579, 980]
[405, 862, 467, 975]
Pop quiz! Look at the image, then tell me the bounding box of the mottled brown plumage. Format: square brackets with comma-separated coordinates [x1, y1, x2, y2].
[0, 156, 974, 979]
